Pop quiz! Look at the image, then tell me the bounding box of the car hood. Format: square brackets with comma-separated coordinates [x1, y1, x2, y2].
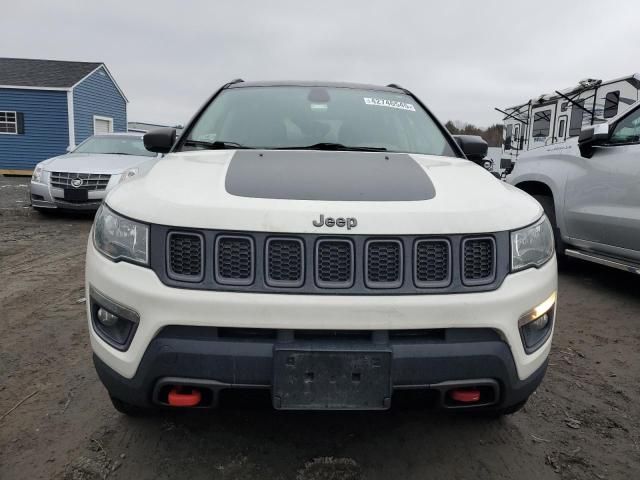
[107, 150, 542, 235]
[42, 153, 154, 174]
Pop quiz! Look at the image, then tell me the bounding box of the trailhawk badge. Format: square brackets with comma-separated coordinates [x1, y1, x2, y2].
[312, 214, 357, 230]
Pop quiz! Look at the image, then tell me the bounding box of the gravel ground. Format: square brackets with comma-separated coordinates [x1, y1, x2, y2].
[0, 175, 31, 215]
[0, 210, 639, 480]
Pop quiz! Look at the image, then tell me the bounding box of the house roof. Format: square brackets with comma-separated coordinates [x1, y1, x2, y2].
[0, 58, 103, 88]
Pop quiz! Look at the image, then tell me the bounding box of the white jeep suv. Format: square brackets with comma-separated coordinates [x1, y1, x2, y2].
[86, 80, 557, 415]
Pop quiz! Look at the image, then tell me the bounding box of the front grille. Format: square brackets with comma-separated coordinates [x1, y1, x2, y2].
[415, 240, 451, 287]
[216, 235, 254, 285]
[365, 240, 402, 288]
[155, 228, 505, 294]
[50, 172, 111, 191]
[462, 238, 496, 285]
[167, 232, 203, 281]
[316, 239, 354, 288]
[266, 238, 304, 287]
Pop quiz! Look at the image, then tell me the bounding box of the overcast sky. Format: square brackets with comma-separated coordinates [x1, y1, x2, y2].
[3, 0, 639, 128]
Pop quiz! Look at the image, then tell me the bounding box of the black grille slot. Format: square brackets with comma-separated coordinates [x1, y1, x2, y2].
[462, 237, 496, 285]
[216, 236, 254, 285]
[415, 240, 451, 287]
[315, 239, 354, 288]
[167, 232, 204, 281]
[365, 240, 403, 288]
[266, 238, 304, 287]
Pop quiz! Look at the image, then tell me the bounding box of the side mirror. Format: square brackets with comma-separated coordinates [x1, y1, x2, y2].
[453, 135, 489, 163]
[144, 127, 176, 154]
[578, 123, 609, 157]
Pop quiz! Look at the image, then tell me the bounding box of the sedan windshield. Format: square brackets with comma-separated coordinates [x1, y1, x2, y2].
[73, 136, 156, 157]
[182, 86, 457, 157]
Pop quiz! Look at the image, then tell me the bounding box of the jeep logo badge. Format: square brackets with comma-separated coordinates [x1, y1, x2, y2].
[312, 214, 357, 230]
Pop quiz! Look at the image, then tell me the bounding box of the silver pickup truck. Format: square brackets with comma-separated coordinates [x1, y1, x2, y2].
[508, 104, 640, 274]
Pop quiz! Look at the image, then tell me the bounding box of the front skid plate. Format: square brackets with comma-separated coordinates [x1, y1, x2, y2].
[272, 347, 392, 410]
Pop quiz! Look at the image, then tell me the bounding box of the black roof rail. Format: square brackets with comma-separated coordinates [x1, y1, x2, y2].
[387, 83, 404, 89]
[226, 78, 244, 86]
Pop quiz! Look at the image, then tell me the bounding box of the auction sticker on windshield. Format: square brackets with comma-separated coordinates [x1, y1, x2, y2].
[364, 97, 416, 111]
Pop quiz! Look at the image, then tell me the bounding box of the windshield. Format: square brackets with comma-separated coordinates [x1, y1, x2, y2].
[73, 136, 156, 157]
[183, 86, 457, 157]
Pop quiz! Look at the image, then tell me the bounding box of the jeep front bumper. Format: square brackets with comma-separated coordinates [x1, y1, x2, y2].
[86, 240, 557, 409]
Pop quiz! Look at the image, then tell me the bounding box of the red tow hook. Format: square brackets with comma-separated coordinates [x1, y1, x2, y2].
[167, 387, 202, 407]
[450, 388, 481, 404]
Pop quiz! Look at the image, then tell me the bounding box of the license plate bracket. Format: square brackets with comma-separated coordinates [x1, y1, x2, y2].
[64, 188, 88, 202]
[272, 348, 392, 410]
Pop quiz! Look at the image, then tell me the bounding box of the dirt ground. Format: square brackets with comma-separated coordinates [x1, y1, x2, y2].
[1, 204, 639, 479]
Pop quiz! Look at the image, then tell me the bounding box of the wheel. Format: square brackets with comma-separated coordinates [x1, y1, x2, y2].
[532, 195, 566, 261]
[109, 396, 155, 417]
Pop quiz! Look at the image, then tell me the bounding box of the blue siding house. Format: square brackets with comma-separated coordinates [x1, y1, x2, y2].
[0, 58, 128, 173]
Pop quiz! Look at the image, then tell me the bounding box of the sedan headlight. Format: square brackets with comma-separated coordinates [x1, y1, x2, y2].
[511, 215, 554, 271]
[93, 205, 149, 265]
[118, 167, 139, 184]
[32, 165, 44, 183]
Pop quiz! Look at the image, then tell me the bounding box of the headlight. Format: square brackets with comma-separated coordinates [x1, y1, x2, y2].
[118, 167, 139, 184]
[93, 205, 149, 265]
[511, 215, 554, 271]
[32, 165, 44, 183]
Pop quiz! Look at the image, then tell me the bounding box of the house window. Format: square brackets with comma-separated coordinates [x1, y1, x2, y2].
[93, 116, 114, 135]
[0, 111, 19, 134]
[603, 91, 620, 119]
[569, 100, 585, 136]
[532, 110, 551, 138]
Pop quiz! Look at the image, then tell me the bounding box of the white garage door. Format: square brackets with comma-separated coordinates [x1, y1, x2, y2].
[94, 117, 113, 134]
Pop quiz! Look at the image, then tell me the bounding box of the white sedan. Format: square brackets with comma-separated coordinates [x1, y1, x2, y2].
[30, 133, 159, 211]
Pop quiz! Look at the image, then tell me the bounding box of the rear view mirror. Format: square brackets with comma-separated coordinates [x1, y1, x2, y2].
[578, 123, 609, 157]
[453, 135, 489, 163]
[144, 128, 177, 154]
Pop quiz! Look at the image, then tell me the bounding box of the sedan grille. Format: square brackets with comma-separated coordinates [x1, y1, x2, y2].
[50, 172, 111, 191]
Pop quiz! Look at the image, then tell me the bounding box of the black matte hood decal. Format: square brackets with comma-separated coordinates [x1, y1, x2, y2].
[225, 150, 435, 201]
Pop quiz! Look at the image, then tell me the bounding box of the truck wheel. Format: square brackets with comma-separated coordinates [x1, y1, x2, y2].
[109, 396, 155, 417]
[532, 195, 566, 260]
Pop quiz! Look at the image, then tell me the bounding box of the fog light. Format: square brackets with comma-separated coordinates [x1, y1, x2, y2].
[97, 308, 119, 327]
[90, 287, 139, 352]
[529, 313, 549, 331]
[519, 292, 556, 353]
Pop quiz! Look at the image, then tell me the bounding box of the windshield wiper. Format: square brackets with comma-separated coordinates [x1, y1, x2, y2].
[273, 142, 387, 152]
[183, 140, 251, 150]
